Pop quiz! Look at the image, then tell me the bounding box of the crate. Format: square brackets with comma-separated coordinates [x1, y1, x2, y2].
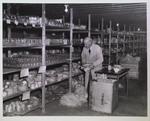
[121, 63, 139, 79]
[120, 55, 140, 79]
[128, 71, 139, 79]
[91, 79, 118, 114]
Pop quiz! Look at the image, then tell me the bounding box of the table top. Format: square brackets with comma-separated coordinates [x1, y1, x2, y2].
[95, 68, 130, 76]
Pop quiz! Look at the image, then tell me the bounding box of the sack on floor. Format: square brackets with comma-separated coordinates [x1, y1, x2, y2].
[60, 85, 87, 107]
[60, 93, 82, 107]
[74, 85, 88, 103]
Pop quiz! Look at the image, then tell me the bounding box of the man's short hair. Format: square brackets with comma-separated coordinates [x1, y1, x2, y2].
[84, 37, 93, 43]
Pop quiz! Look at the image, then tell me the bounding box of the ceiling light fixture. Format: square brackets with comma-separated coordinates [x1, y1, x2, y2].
[64, 5, 69, 13]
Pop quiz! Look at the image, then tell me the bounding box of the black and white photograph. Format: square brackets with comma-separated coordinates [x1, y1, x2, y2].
[1, 0, 149, 119]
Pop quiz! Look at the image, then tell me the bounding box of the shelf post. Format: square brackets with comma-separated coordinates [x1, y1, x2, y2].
[88, 14, 91, 38]
[98, 23, 100, 30]
[41, 4, 46, 114]
[62, 15, 65, 40]
[108, 20, 112, 65]
[129, 26, 131, 55]
[7, 4, 11, 57]
[69, 8, 73, 93]
[123, 25, 126, 55]
[78, 18, 81, 39]
[106, 25, 108, 30]
[133, 26, 136, 55]
[101, 18, 104, 31]
[101, 18, 104, 46]
[98, 23, 100, 45]
[116, 23, 119, 64]
[62, 15, 65, 23]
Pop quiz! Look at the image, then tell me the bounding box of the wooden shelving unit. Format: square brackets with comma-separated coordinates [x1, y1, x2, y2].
[3, 4, 84, 115]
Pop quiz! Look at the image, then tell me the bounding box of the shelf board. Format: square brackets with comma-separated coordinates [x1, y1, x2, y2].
[10, 25, 41, 30]
[45, 72, 83, 87]
[3, 88, 41, 101]
[46, 28, 70, 32]
[32, 45, 70, 49]
[4, 21, 69, 30]
[91, 32, 101, 35]
[3, 44, 84, 49]
[3, 68, 20, 75]
[3, 90, 27, 101]
[3, 45, 42, 49]
[91, 30, 103, 34]
[20, 104, 41, 116]
[3, 45, 69, 49]
[6, 24, 89, 32]
[10, 26, 69, 30]
[73, 30, 88, 33]
[3, 87, 42, 101]
[46, 44, 71, 48]
[3, 104, 41, 116]
[73, 44, 84, 47]
[103, 43, 124, 46]
[3, 57, 80, 75]
[133, 31, 146, 34]
[73, 30, 102, 34]
[3, 65, 44, 73]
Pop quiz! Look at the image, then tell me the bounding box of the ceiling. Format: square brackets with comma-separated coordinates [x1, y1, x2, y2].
[3, 3, 147, 31]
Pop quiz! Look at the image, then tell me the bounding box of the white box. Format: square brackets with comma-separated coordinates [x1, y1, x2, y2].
[91, 79, 118, 114]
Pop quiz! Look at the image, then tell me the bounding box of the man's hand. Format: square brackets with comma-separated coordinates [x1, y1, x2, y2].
[80, 64, 91, 72]
[89, 64, 94, 69]
[83, 64, 94, 72]
[80, 64, 95, 72]
[84, 67, 91, 72]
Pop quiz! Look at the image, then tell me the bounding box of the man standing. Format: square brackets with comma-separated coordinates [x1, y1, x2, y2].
[81, 37, 103, 91]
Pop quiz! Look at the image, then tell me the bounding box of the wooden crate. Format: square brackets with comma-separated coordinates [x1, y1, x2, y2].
[91, 79, 118, 114]
[121, 63, 139, 79]
[120, 55, 140, 79]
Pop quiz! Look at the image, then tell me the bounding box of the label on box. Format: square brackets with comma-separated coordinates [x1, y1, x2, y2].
[63, 39, 68, 45]
[14, 20, 18, 25]
[70, 46, 74, 52]
[32, 24, 35, 27]
[24, 22, 27, 26]
[22, 91, 30, 100]
[38, 66, 46, 73]
[6, 19, 11, 24]
[20, 68, 29, 77]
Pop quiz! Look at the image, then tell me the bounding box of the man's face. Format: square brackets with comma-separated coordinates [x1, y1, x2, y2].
[84, 39, 92, 49]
